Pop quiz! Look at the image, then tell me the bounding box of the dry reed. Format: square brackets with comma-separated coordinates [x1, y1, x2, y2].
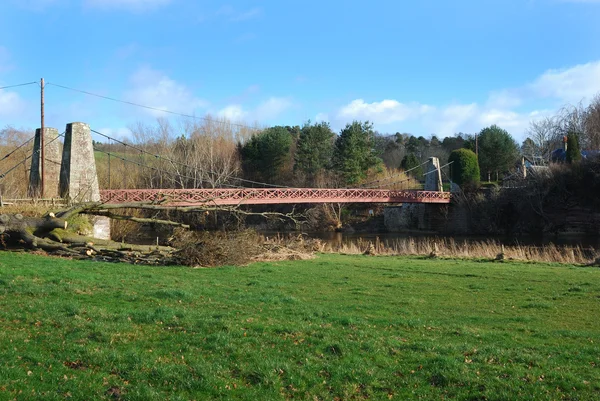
[270, 235, 597, 265]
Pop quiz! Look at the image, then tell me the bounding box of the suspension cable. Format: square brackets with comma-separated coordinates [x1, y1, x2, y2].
[359, 159, 430, 188]
[0, 135, 36, 162]
[0, 133, 64, 180]
[92, 146, 243, 189]
[90, 128, 288, 188]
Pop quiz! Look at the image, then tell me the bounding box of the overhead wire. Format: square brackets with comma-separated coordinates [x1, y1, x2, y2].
[47, 82, 260, 132]
[0, 81, 38, 90]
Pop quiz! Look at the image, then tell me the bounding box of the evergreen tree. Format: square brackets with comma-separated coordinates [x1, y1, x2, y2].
[332, 121, 382, 185]
[294, 121, 335, 183]
[240, 126, 293, 184]
[477, 125, 519, 181]
[566, 132, 582, 164]
[400, 153, 423, 178]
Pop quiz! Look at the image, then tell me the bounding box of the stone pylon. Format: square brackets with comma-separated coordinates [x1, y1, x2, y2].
[425, 157, 443, 192]
[28, 127, 62, 198]
[59, 122, 100, 202]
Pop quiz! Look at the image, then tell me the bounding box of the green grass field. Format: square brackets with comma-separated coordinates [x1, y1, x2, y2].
[0, 253, 599, 400]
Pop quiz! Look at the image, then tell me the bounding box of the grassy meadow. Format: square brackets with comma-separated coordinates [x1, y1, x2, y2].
[0, 252, 599, 400]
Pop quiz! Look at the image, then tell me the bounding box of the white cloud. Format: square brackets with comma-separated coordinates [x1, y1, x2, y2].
[428, 104, 478, 137]
[218, 105, 248, 121]
[486, 89, 523, 109]
[530, 60, 600, 103]
[124, 67, 208, 118]
[338, 99, 432, 124]
[320, 59, 600, 140]
[84, 0, 172, 11]
[315, 113, 329, 122]
[331, 98, 543, 139]
[218, 97, 292, 123]
[255, 97, 292, 120]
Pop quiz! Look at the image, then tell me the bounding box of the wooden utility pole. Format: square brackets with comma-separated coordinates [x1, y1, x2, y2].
[40, 78, 45, 198]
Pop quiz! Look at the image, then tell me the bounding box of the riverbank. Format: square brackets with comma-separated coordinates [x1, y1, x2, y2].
[1, 253, 599, 400]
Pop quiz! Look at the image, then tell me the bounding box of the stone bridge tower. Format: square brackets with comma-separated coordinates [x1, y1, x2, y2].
[384, 157, 445, 232]
[28, 122, 109, 239]
[28, 127, 62, 198]
[59, 122, 100, 202]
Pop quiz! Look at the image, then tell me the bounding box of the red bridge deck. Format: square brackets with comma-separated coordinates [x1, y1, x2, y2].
[100, 188, 451, 206]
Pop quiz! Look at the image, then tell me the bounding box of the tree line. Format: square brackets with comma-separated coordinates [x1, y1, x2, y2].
[2, 93, 600, 198]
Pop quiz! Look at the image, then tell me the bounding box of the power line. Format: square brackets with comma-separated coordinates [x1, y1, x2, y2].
[0, 81, 38, 90]
[47, 82, 261, 132]
[90, 128, 289, 189]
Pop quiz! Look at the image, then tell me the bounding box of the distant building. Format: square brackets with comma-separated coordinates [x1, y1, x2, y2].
[551, 148, 600, 162]
[550, 135, 600, 162]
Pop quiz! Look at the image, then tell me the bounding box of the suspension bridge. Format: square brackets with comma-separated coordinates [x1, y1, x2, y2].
[0, 122, 451, 207]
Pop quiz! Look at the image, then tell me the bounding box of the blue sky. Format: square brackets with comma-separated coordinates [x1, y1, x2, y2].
[1, 0, 600, 142]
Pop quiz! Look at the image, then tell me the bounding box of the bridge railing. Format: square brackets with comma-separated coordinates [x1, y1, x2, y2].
[100, 188, 451, 206]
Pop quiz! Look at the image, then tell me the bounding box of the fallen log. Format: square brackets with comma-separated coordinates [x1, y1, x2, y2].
[0, 213, 69, 250]
[1, 200, 302, 265]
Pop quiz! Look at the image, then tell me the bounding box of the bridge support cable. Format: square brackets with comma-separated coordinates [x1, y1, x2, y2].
[0, 133, 64, 181]
[358, 159, 430, 189]
[92, 146, 243, 190]
[363, 176, 421, 190]
[0, 135, 36, 163]
[90, 128, 289, 189]
[422, 161, 454, 177]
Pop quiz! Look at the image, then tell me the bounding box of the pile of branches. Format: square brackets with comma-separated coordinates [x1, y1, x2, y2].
[0, 211, 177, 265]
[0, 201, 301, 266]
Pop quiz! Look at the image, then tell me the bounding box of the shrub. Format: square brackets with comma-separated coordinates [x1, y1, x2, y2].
[448, 149, 480, 188]
[171, 229, 262, 267]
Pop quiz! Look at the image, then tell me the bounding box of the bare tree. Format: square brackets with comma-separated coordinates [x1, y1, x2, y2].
[526, 117, 555, 164]
[554, 102, 589, 146]
[0, 126, 35, 198]
[122, 116, 257, 191]
[585, 94, 600, 150]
